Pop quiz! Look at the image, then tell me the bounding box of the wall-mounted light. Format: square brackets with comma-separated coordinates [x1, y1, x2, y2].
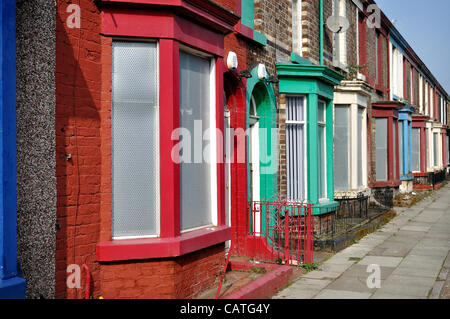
[257, 63, 268, 80]
[226, 51, 238, 70]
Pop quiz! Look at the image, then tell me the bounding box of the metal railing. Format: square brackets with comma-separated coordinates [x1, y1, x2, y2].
[233, 200, 314, 265]
[314, 193, 389, 240]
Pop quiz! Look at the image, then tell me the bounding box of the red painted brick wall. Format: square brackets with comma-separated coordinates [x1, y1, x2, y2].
[55, 0, 229, 299]
[214, 0, 237, 13]
[99, 244, 225, 299]
[223, 32, 249, 256]
[55, 0, 103, 299]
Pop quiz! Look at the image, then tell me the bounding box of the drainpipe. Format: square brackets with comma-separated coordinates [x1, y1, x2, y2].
[83, 264, 91, 299]
[320, 0, 324, 65]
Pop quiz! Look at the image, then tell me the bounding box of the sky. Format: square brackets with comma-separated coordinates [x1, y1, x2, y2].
[375, 0, 450, 94]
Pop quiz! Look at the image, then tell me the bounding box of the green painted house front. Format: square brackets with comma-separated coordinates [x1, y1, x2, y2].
[276, 63, 343, 216]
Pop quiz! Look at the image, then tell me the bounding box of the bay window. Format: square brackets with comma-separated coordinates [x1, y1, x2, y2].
[97, 1, 237, 262]
[286, 96, 306, 201]
[372, 102, 402, 187]
[112, 41, 160, 238]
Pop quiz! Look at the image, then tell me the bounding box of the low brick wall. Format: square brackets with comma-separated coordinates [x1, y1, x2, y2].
[99, 244, 225, 299]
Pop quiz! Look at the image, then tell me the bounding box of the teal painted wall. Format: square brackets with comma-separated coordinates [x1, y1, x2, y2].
[241, 0, 254, 29]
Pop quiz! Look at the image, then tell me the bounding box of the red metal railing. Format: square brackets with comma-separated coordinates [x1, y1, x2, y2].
[233, 200, 314, 265]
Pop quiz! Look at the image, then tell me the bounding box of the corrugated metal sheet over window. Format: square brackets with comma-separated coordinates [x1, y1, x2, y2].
[412, 128, 420, 172]
[334, 105, 349, 190]
[375, 118, 388, 181]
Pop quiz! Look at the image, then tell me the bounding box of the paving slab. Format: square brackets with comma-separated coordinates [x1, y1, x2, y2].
[377, 274, 435, 298]
[341, 264, 395, 280]
[391, 265, 441, 279]
[288, 278, 333, 291]
[314, 289, 372, 299]
[273, 287, 321, 299]
[358, 256, 403, 268]
[400, 225, 431, 232]
[325, 275, 382, 294]
[370, 291, 426, 299]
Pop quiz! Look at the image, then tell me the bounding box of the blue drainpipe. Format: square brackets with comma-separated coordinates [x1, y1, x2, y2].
[0, 0, 26, 299]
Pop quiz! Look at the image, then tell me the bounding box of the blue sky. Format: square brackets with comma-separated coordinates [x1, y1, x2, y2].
[375, 0, 450, 94]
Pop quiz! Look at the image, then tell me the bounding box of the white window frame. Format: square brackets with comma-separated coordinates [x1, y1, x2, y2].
[286, 95, 307, 202]
[179, 45, 218, 233]
[111, 39, 161, 240]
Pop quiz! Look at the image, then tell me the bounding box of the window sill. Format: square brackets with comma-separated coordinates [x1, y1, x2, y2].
[313, 200, 339, 215]
[370, 180, 401, 188]
[96, 225, 230, 262]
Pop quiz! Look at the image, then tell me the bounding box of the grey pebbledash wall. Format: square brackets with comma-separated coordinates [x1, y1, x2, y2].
[16, 0, 57, 299]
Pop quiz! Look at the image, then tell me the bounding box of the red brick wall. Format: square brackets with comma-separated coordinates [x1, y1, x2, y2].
[214, 0, 237, 13]
[99, 244, 225, 299]
[55, 0, 228, 299]
[223, 32, 249, 256]
[55, 0, 103, 299]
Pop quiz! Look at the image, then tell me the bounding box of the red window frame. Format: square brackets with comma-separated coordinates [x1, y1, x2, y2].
[96, 1, 239, 262]
[371, 102, 402, 188]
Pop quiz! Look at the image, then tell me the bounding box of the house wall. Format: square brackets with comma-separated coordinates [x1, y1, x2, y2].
[16, 0, 57, 299]
[53, 0, 235, 299]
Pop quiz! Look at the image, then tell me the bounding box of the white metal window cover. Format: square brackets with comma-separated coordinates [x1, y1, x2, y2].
[334, 105, 349, 190]
[393, 120, 397, 178]
[433, 133, 439, 167]
[399, 121, 403, 175]
[411, 128, 421, 172]
[179, 50, 215, 231]
[375, 118, 388, 181]
[112, 41, 160, 238]
[357, 107, 364, 187]
[286, 96, 306, 201]
[447, 135, 450, 165]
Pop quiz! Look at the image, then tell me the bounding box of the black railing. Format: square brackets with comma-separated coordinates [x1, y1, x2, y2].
[314, 193, 390, 240]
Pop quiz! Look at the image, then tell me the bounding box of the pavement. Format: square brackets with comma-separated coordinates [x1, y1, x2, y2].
[274, 183, 450, 299]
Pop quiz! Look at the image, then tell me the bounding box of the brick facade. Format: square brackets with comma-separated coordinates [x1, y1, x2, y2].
[14, 0, 450, 299]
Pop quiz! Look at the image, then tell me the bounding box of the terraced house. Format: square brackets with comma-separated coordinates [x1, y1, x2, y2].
[3, 0, 449, 299]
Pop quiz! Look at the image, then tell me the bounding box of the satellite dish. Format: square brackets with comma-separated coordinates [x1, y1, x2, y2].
[326, 15, 350, 33]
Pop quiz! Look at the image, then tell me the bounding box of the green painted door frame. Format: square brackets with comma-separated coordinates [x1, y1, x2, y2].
[246, 66, 278, 203]
[276, 64, 343, 215]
